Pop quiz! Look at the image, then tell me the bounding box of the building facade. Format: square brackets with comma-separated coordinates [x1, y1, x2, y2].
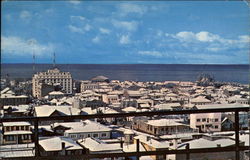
[0, 122, 32, 145]
[32, 68, 73, 98]
[190, 113, 222, 132]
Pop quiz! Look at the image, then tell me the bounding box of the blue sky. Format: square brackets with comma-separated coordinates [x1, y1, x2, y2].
[1, 1, 250, 64]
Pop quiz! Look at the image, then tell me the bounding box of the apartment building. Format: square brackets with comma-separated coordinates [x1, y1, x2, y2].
[133, 118, 194, 136]
[32, 68, 72, 98]
[0, 122, 32, 144]
[190, 113, 221, 132]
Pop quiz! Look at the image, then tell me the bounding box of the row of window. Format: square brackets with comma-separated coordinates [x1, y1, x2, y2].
[69, 132, 108, 139]
[5, 134, 31, 141]
[5, 126, 30, 132]
[197, 118, 219, 122]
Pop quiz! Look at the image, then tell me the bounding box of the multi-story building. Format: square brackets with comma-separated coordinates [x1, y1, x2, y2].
[32, 68, 73, 98]
[0, 88, 29, 108]
[133, 117, 195, 136]
[80, 81, 100, 92]
[190, 113, 221, 132]
[0, 122, 32, 144]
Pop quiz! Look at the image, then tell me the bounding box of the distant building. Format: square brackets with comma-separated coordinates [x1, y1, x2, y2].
[32, 68, 73, 98]
[190, 113, 221, 133]
[0, 122, 32, 145]
[39, 137, 84, 156]
[91, 76, 110, 83]
[0, 88, 28, 108]
[34, 105, 80, 125]
[80, 81, 100, 92]
[133, 118, 195, 136]
[51, 120, 112, 140]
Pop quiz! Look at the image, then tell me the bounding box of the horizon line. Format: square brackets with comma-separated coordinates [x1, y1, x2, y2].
[1, 63, 249, 65]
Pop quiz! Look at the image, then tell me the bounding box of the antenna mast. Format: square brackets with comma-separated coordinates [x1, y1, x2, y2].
[53, 52, 56, 68]
[33, 53, 35, 72]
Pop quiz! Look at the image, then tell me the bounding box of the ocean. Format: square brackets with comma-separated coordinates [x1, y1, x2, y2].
[1, 64, 249, 84]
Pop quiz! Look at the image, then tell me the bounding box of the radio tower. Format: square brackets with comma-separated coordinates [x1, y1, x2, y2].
[53, 52, 56, 68]
[33, 53, 35, 72]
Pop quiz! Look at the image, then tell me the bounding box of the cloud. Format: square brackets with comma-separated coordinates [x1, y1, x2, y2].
[92, 36, 100, 43]
[118, 3, 147, 16]
[70, 16, 85, 21]
[120, 35, 130, 44]
[112, 20, 138, 31]
[68, 25, 85, 34]
[20, 10, 31, 19]
[84, 24, 91, 31]
[196, 31, 221, 42]
[138, 51, 162, 57]
[68, 24, 91, 34]
[174, 31, 222, 42]
[1, 36, 54, 56]
[99, 27, 111, 34]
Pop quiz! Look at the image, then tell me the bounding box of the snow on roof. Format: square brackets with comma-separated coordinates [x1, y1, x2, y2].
[122, 106, 137, 113]
[49, 91, 64, 95]
[146, 119, 187, 127]
[2, 121, 31, 126]
[53, 120, 112, 133]
[134, 135, 169, 149]
[39, 137, 82, 151]
[123, 143, 146, 152]
[196, 103, 249, 110]
[78, 137, 122, 152]
[191, 96, 211, 103]
[178, 138, 235, 149]
[34, 105, 80, 117]
[0, 143, 35, 158]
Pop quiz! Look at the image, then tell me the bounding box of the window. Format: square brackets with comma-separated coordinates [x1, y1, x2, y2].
[214, 118, 219, 122]
[93, 133, 98, 138]
[197, 119, 201, 122]
[202, 118, 206, 122]
[214, 125, 218, 129]
[87, 133, 91, 137]
[101, 133, 107, 137]
[70, 134, 77, 139]
[6, 135, 15, 141]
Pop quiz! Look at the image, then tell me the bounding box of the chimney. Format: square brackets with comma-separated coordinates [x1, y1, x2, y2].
[120, 138, 123, 148]
[61, 142, 66, 155]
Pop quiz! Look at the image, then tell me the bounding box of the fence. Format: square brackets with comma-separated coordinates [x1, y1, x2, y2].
[0, 106, 249, 160]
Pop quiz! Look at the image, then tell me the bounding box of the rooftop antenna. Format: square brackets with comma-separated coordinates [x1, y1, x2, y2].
[53, 52, 56, 68]
[33, 53, 35, 72]
[28, 39, 36, 73]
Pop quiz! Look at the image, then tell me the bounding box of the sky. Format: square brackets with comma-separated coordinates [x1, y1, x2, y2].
[1, 1, 250, 64]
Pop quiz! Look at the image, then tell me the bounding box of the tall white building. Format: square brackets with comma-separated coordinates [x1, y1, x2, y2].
[32, 68, 73, 98]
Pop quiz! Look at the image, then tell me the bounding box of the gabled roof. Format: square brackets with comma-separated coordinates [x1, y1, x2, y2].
[34, 105, 80, 117]
[39, 137, 82, 151]
[78, 137, 122, 152]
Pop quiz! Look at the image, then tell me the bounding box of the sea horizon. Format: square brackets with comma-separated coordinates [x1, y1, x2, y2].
[1, 63, 249, 84]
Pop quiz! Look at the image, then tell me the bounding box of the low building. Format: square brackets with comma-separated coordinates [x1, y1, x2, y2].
[190, 113, 221, 133]
[39, 136, 84, 156]
[34, 105, 80, 125]
[133, 118, 194, 136]
[0, 122, 32, 145]
[190, 96, 211, 105]
[51, 120, 112, 140]
[0, 88, 28, 108]
[78, 137, 123, 154]
[176, 137, 244, 160]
